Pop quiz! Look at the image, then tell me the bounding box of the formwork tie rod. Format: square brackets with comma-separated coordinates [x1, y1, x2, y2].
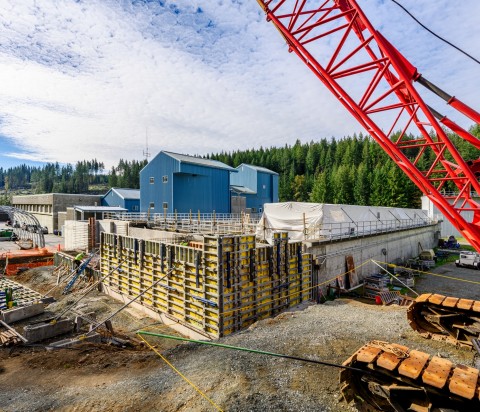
[136, 331, 370, 374]
[87, 268, 175, 335]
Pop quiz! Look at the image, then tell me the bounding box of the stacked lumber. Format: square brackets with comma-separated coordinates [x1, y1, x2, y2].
[0, 329, 22, 346]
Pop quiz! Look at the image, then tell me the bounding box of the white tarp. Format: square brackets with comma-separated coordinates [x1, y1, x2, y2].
[256, 202, 430, 244]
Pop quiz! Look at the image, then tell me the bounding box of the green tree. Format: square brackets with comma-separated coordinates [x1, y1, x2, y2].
[292, 175, 308, 201]
[353, 163, 370, 205]
[310, 171, 331, 203]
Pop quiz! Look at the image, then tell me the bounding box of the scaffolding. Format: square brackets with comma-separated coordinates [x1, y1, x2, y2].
[104, 211, 262, 235]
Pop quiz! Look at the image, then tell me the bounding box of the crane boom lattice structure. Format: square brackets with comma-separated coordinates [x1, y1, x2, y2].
[257, 0, 480, 250]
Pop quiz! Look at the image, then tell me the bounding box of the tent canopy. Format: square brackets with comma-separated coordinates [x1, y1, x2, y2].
[256, 202, 430, 244]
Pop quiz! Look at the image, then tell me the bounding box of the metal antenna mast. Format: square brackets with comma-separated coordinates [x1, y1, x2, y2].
[143, 127, 151, 161]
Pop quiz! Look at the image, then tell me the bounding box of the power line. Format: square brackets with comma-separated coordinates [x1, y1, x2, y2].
[390, 0, 480, 65]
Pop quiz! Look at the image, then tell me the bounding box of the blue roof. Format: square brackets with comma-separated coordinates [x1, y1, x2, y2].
[163, 151, 237, 172]
[237, 164, 278, 175]
[110, 188, 140, 200]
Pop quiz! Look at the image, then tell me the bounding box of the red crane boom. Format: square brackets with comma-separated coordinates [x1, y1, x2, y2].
[257, 0, 480, 250]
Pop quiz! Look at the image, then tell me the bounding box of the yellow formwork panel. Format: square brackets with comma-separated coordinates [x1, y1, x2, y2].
[101, 232, 311, 338]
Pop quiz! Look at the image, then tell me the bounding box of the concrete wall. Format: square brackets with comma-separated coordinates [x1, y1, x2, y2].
[57, 212, 67, 233]
[421, 195, 474, 238]
[306, 223, 440, 288]
[64, 221, 89, 251]
[12, 193, 102, 232]
[35, 214, 55, 232]
[128, 227, 180, 241]
[12, 193, 54, 206]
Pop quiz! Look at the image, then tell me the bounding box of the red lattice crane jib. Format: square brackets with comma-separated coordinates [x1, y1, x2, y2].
[257, 0, 480, 250]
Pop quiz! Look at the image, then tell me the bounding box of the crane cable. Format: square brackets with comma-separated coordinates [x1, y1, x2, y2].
[390, 0, 480, 65]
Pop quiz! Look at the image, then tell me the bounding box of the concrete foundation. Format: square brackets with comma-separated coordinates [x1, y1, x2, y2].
[1, 303, 44, 324]
[306, 223, 440, 293]
[23, 319, 74, 343]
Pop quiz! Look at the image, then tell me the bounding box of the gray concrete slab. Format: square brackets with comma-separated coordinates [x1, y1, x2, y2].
[1, 303, 44, 324]
[23, 318, 74, 343]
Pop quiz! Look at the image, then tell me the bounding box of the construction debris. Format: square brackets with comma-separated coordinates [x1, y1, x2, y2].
[0, 328, 22, 346]
[0, 277, 43, 307]
[1, 302, 44, 323]
[0, 319, 27, 345]
[23, 318, 74, 343]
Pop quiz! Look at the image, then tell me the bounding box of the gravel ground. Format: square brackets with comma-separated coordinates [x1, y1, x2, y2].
[0, 260, 479, 411]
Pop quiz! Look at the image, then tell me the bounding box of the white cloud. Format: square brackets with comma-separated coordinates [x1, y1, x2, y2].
[0, 0, 479, 168]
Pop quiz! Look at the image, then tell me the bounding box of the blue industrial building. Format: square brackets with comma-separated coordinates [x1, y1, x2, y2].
[140, 151, 237, 214]
[230, 164, 279, 213]
[102, 188, 140, 212]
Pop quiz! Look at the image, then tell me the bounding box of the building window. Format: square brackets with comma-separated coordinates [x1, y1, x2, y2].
[149, 202, 155, 209]
[149, 177, 155, 184]
[259, 208, 263, 213]
[162, 202, 168, 209]
[162, 175, 168, 183]
[133, 205, 139, 211]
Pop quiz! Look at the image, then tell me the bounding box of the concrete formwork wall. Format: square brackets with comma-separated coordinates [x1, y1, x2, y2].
[308, 224, 440, 290]
[100, 232, 312, 338]
[64, 221, 89, 251]
[97, 220, 115, 235]
[128, 227, 186, 242]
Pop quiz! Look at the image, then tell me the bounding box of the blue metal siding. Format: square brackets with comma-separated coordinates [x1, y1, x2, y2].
[231, 165, 279, 211]
[103, 190, 140, 212]
[140, 152, 177, 213]
[173, 166, 231, 213]
[140, 152, 231, 213]
[272, 174, 279, 202]
[102, 190, 123, 208]
[231, 165, 257, 191]
[124, 199, 140, 212]
[244, 172, 265, 211]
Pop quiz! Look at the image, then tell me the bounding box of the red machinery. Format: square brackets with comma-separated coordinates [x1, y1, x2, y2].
[256, 0, 480, 250]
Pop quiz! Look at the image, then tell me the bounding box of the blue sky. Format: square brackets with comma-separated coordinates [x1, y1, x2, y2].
[0, 0, 479, 169]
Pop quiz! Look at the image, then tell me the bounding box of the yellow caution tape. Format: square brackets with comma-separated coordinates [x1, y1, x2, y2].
[372, 260, 480, 285]
[220, 259, 373, 317]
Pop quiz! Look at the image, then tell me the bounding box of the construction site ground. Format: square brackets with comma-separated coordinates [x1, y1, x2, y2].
[1, 259, 478, 412]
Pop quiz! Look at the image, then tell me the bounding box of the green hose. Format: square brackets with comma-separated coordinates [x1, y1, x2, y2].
[136, 330, 368, 373]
